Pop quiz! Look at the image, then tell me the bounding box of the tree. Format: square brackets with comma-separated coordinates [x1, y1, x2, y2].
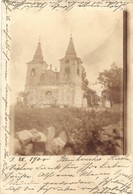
[98, 63, 123, 104]
[16, 92, 29, 107]
[82, 67, 89, 86]
[82, 67, 99, 107]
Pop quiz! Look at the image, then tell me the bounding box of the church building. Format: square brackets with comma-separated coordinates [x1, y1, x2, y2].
[25, 36, 88, 108]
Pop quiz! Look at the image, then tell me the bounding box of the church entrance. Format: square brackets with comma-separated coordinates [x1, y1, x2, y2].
[45, 91, 53, 105]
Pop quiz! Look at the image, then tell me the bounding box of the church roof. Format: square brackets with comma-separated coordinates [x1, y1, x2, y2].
[65, 36, 77, 57]
[28, 41, 44, 64]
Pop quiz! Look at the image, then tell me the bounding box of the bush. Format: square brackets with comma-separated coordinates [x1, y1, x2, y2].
[13, 106, 123, 155]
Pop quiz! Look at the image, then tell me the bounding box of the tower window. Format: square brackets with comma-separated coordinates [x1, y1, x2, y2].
[31, 68, 35, 76]
[65, 67, 70, 74]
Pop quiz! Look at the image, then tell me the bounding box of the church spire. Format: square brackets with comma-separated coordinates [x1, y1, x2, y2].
[66, 35, 76, 57]
[32, 40, 44, 63]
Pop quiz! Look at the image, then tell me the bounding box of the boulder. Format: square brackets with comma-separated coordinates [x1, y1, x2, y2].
[62, 146, 74, 155]
[16, 130, 33, 145]
[53, 137, 66, 148]
[14, 138, 22, 155]
[46, 135, 67, 155]
[45, 129, 67, 155]
[45, 127, 55, 142]
[30, 128, 41, 142]
[33, 132, 47, 155]
[37, 132, 47, 143]
[45, 142, 52, 153]
[23, 143, 33, 155]
[33, 141, 46, 154]
[58, 131, 67, 145]
[51, 136, 67, 154]
[50, 140, 63, 154]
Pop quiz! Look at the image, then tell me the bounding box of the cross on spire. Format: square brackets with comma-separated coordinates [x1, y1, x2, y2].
[66, 34, 76, 57]
[32, 40, 44, 63]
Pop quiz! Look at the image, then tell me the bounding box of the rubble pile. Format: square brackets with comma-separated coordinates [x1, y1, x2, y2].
[14, 120, 123, 155]
[14, 127, 70, 155]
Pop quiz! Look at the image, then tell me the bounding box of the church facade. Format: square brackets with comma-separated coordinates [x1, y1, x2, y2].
[25, 36, 88, 108]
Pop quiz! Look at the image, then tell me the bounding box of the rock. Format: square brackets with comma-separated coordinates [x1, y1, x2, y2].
[53, 137, 66, 148]
[58, 131, 67, 145]
[52, 136, 67, 152]
[33, 141, 46, 154]
[45, 143, 53, 154]
[30, 128, 41, 142]
[33, 132, 47, 155]
[45, 129, 67, 155]
[45, 127, 55, 142]
[23, 143, 33, 155]
[37, 132, 47, 142]
[14, 138, 22, 155]
[16, 130, 33, 145]
[62, 146, 74, 155]
[46, 135, 67, 155]
[51, 139, 63, 154]
[30, 128, 38, 133]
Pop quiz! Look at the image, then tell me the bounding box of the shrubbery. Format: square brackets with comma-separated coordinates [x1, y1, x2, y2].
[14, 106, 123, 155]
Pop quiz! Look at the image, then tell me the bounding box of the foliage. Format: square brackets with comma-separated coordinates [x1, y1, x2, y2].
[14, 107, 123, 155]
[82, 67, 99, 107]
[98, 63, 123, 104]
[16, 92, 29, 107]
[82, 67, 89, 86]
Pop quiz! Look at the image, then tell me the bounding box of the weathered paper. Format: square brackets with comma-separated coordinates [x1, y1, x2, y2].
[1, 0, 133, 194]
[1, 155, 132, 194]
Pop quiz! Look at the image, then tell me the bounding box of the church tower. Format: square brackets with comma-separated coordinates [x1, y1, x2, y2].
[59, 35, 84, 107]
[59, 35, 82, 85]
[25, 40, 48, 92]
[24, 37, 86, 108]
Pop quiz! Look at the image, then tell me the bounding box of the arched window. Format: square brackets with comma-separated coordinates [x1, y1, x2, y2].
[31, 68, 35, 76]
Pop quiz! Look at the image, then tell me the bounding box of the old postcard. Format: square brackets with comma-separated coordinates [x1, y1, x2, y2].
[10, 3, 125, 156]
[1, 0, 133, 194]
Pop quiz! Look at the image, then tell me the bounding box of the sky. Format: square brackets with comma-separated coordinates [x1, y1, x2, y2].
[10, 8, 123, 103]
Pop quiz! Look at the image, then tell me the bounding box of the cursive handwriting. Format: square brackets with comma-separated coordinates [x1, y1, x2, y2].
[1, 2, 11, 163]
[1, 155, 132, 194]
[4, 0, 131, 12]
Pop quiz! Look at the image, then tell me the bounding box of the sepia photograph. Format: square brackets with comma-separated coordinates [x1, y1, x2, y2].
[10, 8, 124, 156]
